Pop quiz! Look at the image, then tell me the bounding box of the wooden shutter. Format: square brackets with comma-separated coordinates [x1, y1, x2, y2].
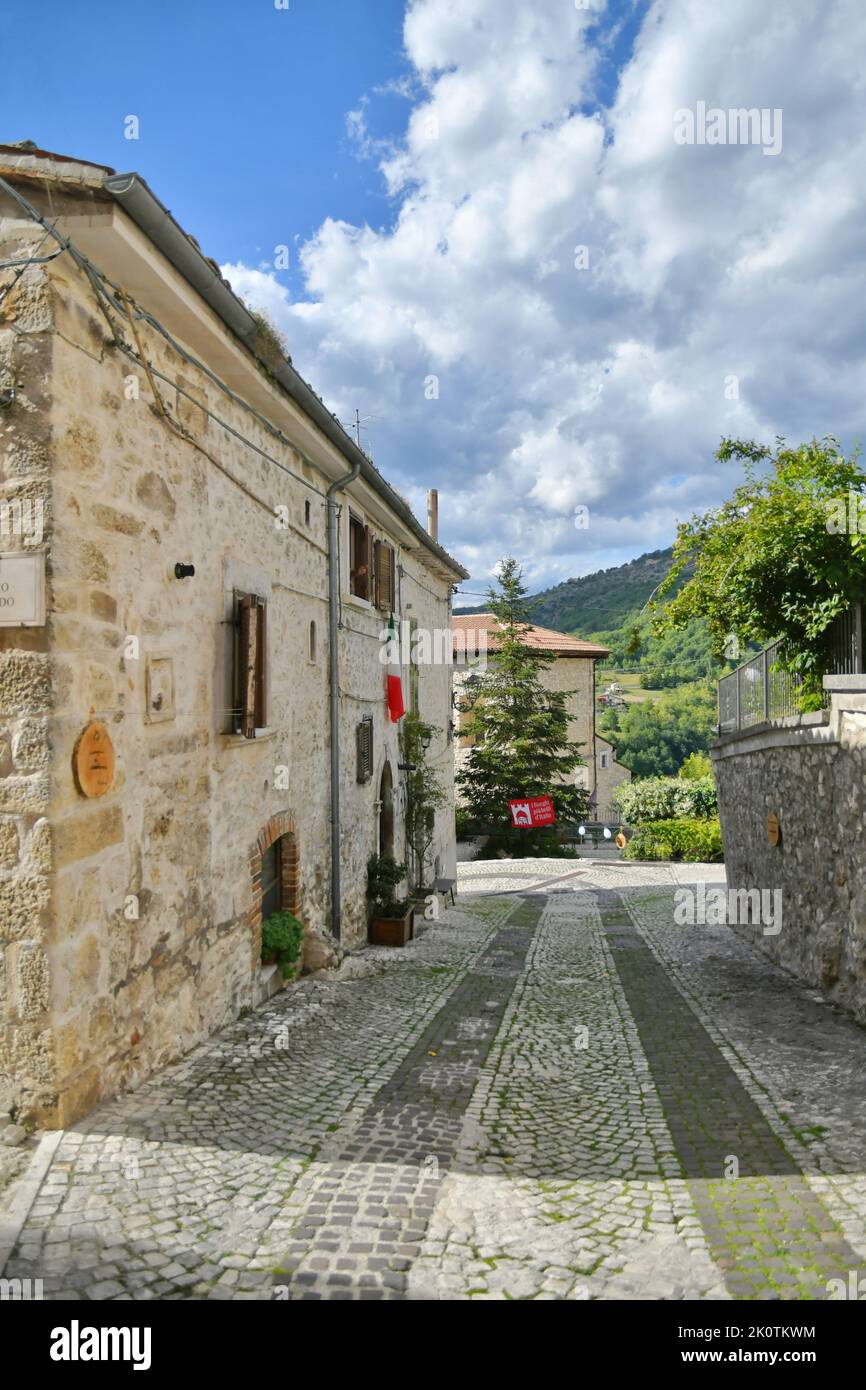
[374, 540, 383, 608]
[255, 598, 267, 729]
[237, 593, 258, 739]
[357, 717, 373, 783]
[376, 542, 395, 611]
[364, 526, 374, 602]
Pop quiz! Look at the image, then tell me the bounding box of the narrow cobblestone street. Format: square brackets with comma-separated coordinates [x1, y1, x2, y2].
[4, 860, 866, 1301]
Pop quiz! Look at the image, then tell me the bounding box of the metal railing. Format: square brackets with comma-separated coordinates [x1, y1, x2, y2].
[718, 605, 863, 733]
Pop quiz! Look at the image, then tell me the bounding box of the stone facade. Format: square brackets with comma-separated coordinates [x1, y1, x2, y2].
[711, 676, 866, 1022]
[0, 148, 464, 1128]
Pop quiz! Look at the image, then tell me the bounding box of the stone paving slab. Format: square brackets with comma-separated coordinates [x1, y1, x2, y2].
[3, 861, 866, 1300]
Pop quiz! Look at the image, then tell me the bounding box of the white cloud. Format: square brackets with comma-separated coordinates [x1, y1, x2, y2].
[222, 0, 866, 594]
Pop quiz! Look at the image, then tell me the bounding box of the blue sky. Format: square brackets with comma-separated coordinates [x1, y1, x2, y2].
[3, 1, 865, 598]
[2, 0, 408, 291]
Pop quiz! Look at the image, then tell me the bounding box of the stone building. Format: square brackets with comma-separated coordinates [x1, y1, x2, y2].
[452, 614, 630, 816]
[0, 144, 467, 1128]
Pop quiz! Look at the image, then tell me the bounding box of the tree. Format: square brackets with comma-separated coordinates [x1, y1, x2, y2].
[654, 436, 866, 703]
[679, 751, 713, 780]
[456, 558, 590, 850]
[400, 711, 447, 890]
[598, 685, 716, 778]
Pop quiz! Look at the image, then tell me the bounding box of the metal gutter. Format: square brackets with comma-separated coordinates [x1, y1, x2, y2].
[326, 462, 361, 943]
[104, 171, 468, 581]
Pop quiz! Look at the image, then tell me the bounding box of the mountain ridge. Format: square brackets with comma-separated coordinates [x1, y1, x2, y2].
[455, 547, 675, 637]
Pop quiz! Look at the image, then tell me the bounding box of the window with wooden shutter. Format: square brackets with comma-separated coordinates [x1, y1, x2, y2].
[357, 717, 373, 783]
[234, 592, 267, 737]
[349, 514, 372, 601]
[375, 541, 395, 612]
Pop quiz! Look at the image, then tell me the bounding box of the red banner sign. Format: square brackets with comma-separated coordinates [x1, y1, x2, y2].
[509, 797, 556, 828]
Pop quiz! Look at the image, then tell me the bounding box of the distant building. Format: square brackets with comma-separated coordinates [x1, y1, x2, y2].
[452, 614, 630, 817]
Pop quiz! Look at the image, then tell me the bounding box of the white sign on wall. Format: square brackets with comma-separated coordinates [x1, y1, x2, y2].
[0, 552, 46, 626]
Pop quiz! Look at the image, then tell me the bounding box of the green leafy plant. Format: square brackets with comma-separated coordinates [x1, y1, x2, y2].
[367, 853, 408, 919]
[653, 436, 866, 706]
[401, 712, 447, 889]
[623, 817, 724, 863]
[455, 807, 478, 841]
[261, 911, 305, 980]
[679, 751, 713, 780]
[613, 776, 717, 824]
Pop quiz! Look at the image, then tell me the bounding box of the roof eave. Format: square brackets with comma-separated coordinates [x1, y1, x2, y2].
[101, 170, 468, 581]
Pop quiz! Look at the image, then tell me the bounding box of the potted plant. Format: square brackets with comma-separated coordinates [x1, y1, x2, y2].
[367, 853, 413, 947]
[261, 910, 305, 980]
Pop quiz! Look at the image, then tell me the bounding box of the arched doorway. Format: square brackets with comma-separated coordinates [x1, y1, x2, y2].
[378, 763, 394, 858]
[249, 812, 300, 975]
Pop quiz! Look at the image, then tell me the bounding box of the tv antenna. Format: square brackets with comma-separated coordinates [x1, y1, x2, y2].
[341, 409, 380, 450]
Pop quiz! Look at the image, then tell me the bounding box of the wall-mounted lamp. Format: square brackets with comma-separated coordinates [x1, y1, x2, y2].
[0, 388, 15, 409]
[461, 671, 483, 710]
[174, 563, 196, 579]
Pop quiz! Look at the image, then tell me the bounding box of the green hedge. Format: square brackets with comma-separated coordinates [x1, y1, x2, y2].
[613, 776, 717, 824]
[622, 817, 724, 863]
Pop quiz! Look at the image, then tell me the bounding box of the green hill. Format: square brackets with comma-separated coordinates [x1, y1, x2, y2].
[455, 546, 723, 683]
[456, 548, 675, 634]
[525, 548, 675, 634]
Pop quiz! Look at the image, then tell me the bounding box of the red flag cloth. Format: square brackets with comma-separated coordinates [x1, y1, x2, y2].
[387, 673, 405, 723]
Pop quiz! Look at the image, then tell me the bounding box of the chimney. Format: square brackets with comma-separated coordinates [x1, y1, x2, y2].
[426, 488, 439, 543]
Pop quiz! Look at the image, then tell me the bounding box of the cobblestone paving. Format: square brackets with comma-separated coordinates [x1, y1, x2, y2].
[3, 862, 866, 1300]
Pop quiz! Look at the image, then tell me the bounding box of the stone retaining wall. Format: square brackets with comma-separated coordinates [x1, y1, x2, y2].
[711, 678, 866, 1021]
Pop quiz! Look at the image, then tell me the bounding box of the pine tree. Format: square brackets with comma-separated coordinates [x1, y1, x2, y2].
[456, 558, 591, 851]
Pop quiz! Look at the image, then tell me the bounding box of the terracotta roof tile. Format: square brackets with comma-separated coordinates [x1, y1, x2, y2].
[453, 613, 609, 659]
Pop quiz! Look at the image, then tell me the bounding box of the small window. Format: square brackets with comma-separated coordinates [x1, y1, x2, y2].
[600, 752, 608, 769]
[233, 592, 267, 737]
[261, 839, 282, 919]
[349, 514, 371, 600]
[309, 620, 317, 663]
[305, 499, 311, 527]
[357, 717, 373, 783]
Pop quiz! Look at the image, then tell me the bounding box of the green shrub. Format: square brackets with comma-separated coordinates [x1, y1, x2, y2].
[623, 817, 723, 863]
[261, 911, 305, 980]
[455, 808, 478, 841]
[367, 854, 408, 917]
[613, 776, 717, 824]
[678, 752, 713, 780]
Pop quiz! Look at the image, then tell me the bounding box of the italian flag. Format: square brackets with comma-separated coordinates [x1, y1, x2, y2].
[385, 613, 405, 723]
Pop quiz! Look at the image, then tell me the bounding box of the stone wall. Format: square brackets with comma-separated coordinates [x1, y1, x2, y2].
[0, 221, 55, 1131]
[0, 168, 460, 1127]
[711, 678, 866, 1022]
